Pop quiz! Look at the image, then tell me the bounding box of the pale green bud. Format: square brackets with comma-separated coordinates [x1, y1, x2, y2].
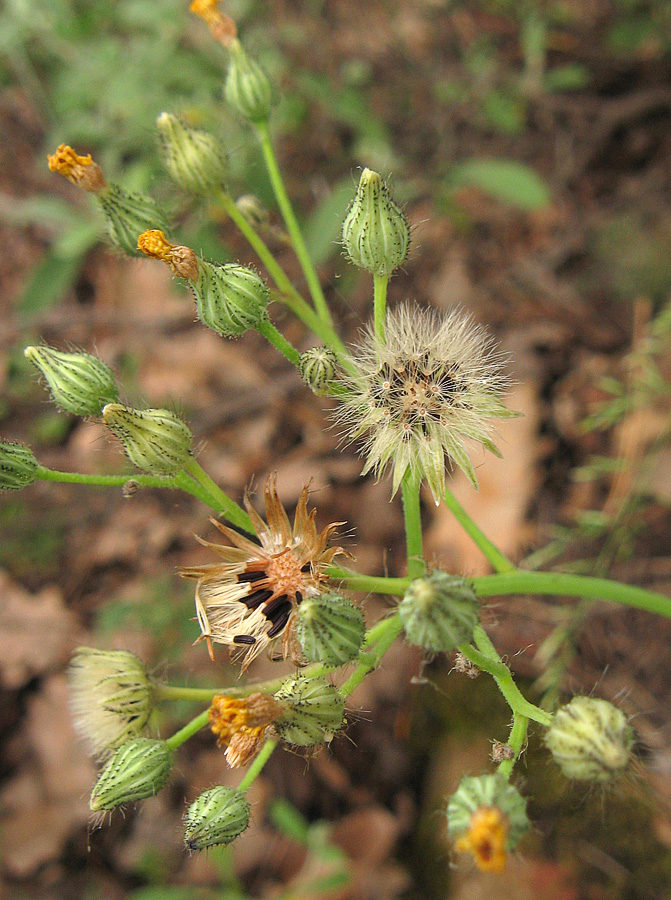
[102, 403, 192, 475]
[156, 112, 227, 194]
[399, 571, 479, 653]
[0, 442, 38, 490]
[24, 345, 118, 417]
[447, 774, 529, 852]
[235, 194, 269, 230]
[97, 184, 170, 257]
[192, 261, 269, 337]
[545, 696, 634, 782]
[90, 738, 172, 811]
[273, 676, 345, 747]
[298, 347, 339, 396]
[296, 593, 365, 666]
[341, 168, 410, 278]
[184, 787, 251, 850]
[68, 647, 153, 759]
[224, 39, 273, 123]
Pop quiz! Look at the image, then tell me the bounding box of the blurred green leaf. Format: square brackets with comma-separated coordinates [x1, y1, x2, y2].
[447, 158, 552, 211]
[268, 798, 310, 843]
[481, 90, 526, 135]
[544, 63, 590, 92]
[303, 178, 355, 266]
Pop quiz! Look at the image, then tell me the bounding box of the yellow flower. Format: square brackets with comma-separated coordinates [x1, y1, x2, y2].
[209, 692, 282, 767]
[137, 229, 199, 280]
[47, 144, 106, 193]
[190, 0, 237, 45]
[455, 807, 509, 873]
[180, 475, 347, 669]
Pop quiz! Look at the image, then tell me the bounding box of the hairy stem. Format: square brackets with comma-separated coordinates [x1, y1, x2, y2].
[373, 274, 389, 341]
[498, 713, 529, 780]
[255, 318, 301, 367]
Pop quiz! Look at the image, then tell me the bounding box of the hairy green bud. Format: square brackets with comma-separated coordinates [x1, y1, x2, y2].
[97, 184, 170, 257]
[399, 571, 479, 653]
[545, 696, 634, 782]
[24, 345, 118, 417]
[274, 675, 345, 747]
[90, 738, 172, 811]
[184, 786, 251, 850]
[103, 404, 192, 475]
[296, 593, 365, 666]
[298, 347, 339, 396]
[156, 112, 227, 194]
[224, 39, 273, 123]
[192, 261, 269, 337]
[341, 168, 410, 278]
[0, 442, 39, 490]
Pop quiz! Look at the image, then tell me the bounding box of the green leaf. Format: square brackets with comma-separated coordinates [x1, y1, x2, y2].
[447, 158, 552, 211]
[544, 63, 590, 92]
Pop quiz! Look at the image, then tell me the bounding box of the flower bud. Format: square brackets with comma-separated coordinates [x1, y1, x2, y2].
[47, 144, 106, 193]
[90, 738, 173, 811]
[447, 774, 529, 872]
[399, 571, 479, 653]
[295, 593, 365, 666]
[156, 113, 228, 194]
[0, 442, 39, 490]
[545, 696, 634, 782]
[192, 261, 269, 337]
[96, 183, 170, 257]
[298, 347, 339, 396]
[224, 39, 273, 123]
[68, 647, 154, 759]
[341, 168, 410, 278]
[103, 404, 192, 475]
[184, 786, 250, 850]
[273, 675, 345, 747]
[24, 345, 118, 417]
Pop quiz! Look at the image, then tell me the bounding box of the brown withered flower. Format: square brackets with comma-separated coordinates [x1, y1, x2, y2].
[179, 475, 347, 669]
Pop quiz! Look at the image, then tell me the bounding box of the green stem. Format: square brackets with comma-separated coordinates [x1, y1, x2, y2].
[155, 684, 222, 703]
[401, 469, 425, 580]
[255, 318, 301, 367]
[237, 737, 278, 793]
[474, 570, 671, 618]
[182, 457, 254, 533]
[36, 466, 180, 490]
[498, 713, 528, 780]
[442, 487, 515, 573]
[274, 290, 352, 366]
[165, 709, 210, 750]
[340, 614, 404, 697]
[255, 121, 332, 325]
[327, 567, 410, 596]
[373, 274, 388, 341]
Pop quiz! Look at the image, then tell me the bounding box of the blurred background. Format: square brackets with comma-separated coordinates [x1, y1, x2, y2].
[2, 0, 671, 897]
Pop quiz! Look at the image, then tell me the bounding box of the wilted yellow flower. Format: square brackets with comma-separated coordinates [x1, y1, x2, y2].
[47, 144, 106, 193]
[455, 806, 509, 873]
[137, 229, 199, 280]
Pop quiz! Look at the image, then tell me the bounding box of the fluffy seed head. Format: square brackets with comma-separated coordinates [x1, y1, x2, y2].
[89, 738, 172, 811]
[184, 786, 250, 850]
[335, 303, 516, 501]
[0, 442, 39, 490]
[545, 696, 634, 782]
[24, 345, 118, 417]
[156, 112, 228, 194]
[68, 647, 153, 760]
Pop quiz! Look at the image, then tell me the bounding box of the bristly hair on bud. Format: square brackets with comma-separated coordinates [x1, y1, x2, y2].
[0, 442, 39, 491]
[224, 38, 274, 124]
[399, 571, 479, 653]
[298, 347, 339, 396]
[334, 303, 517, 502]
[178, 474, 347, 670]
[89, 737, 172, 812]
[102, 404, 192, 475]
[184, 786, 250, 850]
[191, 261, 270, 337]
[24, 345, 119, 417]
[273, 675, 346, 747]
[156, 112, 228, 195]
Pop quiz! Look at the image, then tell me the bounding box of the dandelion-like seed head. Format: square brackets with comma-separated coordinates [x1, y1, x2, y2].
[179, 475, 346, 670]
[335, 304, 516, 502]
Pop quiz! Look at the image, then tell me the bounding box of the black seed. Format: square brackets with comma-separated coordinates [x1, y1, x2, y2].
[301, 563, 311, 573]
[268, 609, 291, 637]
[262, 594, 290, 620]
[237, 570, 266, 584]
[295, 591, 303, 604]
[233, 634, 257, 645]
[245, 588, 273, 609]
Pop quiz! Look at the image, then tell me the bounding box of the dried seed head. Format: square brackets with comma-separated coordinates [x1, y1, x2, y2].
[184, 786, 250, 850]
[103, 404, 192, 475]
[68, 647, 153, 760]
[273, 675, 345, 747]
[96, 183, 170, 257]
[400, 571, 479, 653]
[191, 261, 269, 337]
[295, 592, 365, 665]
[137, 229, 200, 280]
[341, 168, 410, 278]
[156, 112, 228, 195]
[0, 442, 39, 491]
[335, 303, 516, 500]
[545, 696, 634, 782]
[24, 345, 118, 417]
[225, 39, 274, 123]
[47, 144, 106, 193]
[298, 347, 339, 396]
[447, 774, 529, 872]
[89, 738, 172, 811]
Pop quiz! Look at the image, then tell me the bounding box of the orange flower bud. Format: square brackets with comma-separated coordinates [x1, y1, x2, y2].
[47, 144, 106, 193]
[137, 230, 199, 280]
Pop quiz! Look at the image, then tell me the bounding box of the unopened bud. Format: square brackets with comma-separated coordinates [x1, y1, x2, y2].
[447, 774, 529, 873]
[341, 168, 409, 278]
[184, 786, 250, 850]
[90, 738, 172, 811]
[137, 230, 199, 280]
[103, 404, 192, 475]
[225, 39, 273, 124]
[298, 347, 339, 396]
[97, 184, 170, 257]
[157, 113, 227, 194]
[399, 571, 479, 653]
[192, 261, 269, 337]
[296, 593, 365, 665]
[0, 442, 39, 490]
[24, 345, 118, 417]
[235, 194, 270, 230]
[48, 144, 106, 193]
[545, 696, 634, 782]
[273, 675, 345, 747]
